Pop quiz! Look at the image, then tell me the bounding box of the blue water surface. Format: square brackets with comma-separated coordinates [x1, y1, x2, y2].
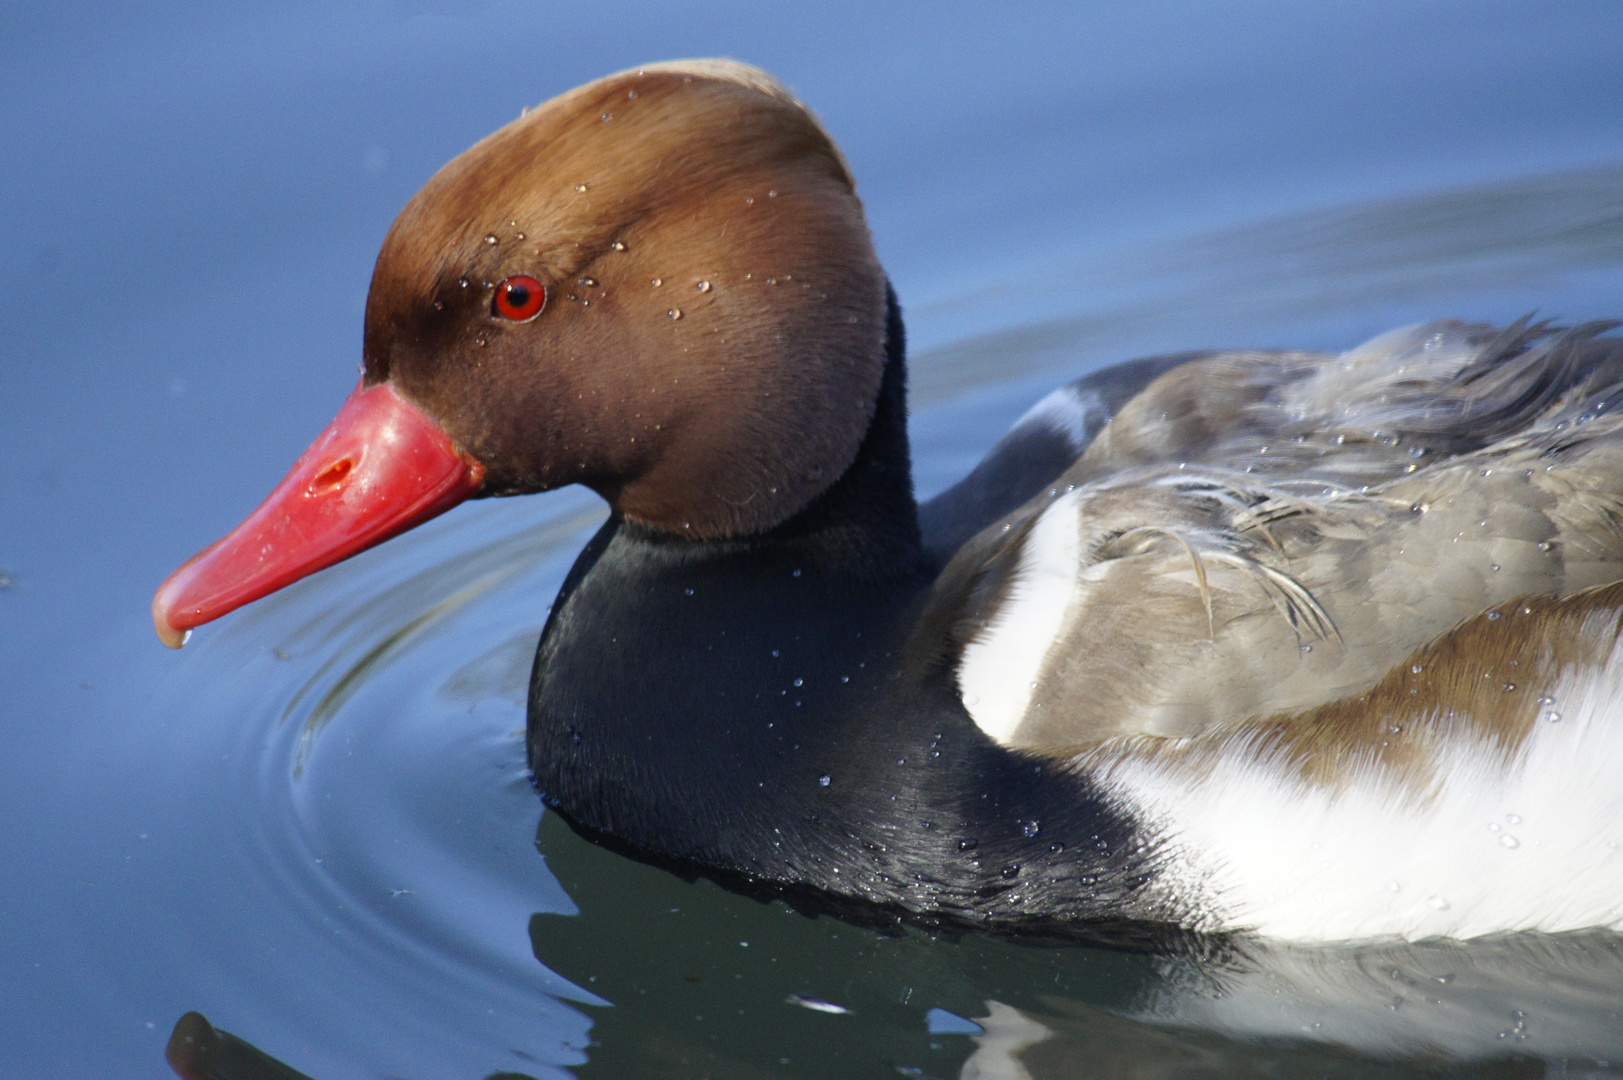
[4, 2, 1623, 1076]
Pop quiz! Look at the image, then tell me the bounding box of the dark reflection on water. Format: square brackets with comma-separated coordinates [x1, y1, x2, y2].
[6, 2, 1623, 1076]
[533, 803, 1623, 1076]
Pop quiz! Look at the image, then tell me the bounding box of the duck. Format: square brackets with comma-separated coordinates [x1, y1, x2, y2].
[152, 59, 1623, 945]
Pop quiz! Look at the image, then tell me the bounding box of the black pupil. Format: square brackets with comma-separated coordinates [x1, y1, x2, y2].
[506, 283, 531, 308]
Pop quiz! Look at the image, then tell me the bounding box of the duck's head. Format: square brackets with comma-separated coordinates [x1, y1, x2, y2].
[153, 60, 889, 647]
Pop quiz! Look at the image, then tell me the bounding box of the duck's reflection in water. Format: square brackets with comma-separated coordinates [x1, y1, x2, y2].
[964, 933, 1623, 1080]
[534, 810, 1623, 1079]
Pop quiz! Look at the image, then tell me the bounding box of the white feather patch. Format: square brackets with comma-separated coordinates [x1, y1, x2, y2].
[1100, 639, 1623, 941]
[1008, 384, 1106, 452]
[957, 491, 1082, 743]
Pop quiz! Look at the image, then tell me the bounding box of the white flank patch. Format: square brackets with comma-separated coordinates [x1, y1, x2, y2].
[1008, 384, 1106, 452]
[1100, 638, 1623, 941]
[957, 491, 1082, 743]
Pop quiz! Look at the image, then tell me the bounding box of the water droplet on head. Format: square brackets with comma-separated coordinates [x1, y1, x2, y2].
[817, 775, 831, 787]
[651, 278, 663, 287]
[600, 112, 612, 122]
[1412, 664, 1424, 674]
[667, 308, 682, 320]
[1503, 682, 1517, 692]
[1386, 880, 1401, 892]
[1506, 813, 1522, 825]
[1408, 446, 1426, 458]
[1538, 541, 1553, 553]
[1488, 611, 1501, 620]
[767, 190, 777, 198]
[484, 234, 498, 245]
[474, 337, 486, 347]
[432, 299, 444, 310]
[1500, 834, 1520, 849]
[1300, 643, 1313, 654]
[457, 277, 469, 288]
[1427, 895, 1451, 911]
[696, 280, 711, 293]
[610, 240, 626, 251]
[578, 276, 597, 287]
[792, 678, 803, 687]
[1543, 710, 1562, 723]
[1490, 563, 1500, 572]
[1022, 821, 1040, 837]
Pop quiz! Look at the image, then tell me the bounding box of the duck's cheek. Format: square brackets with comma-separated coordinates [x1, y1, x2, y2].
[152, 380, 483, 647]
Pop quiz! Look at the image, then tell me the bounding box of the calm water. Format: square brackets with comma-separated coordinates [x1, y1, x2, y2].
[5, 2, 1623, 1076]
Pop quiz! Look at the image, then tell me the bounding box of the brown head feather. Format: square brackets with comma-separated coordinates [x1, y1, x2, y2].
[362, 60, 887, 538]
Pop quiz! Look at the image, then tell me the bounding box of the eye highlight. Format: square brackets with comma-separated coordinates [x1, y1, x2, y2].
[493, 275, 546, 321]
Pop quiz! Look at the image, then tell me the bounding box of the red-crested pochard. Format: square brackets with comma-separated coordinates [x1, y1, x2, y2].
[154, 60, 1623, 943]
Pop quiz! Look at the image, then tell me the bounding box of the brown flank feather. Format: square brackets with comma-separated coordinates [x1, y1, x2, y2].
[1075, 582, 1623, 803]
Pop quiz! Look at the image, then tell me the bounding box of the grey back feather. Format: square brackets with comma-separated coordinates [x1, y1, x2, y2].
[927, 320, 1623, 749]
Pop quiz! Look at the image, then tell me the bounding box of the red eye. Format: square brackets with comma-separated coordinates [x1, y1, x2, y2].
[493, 275, 546, 321]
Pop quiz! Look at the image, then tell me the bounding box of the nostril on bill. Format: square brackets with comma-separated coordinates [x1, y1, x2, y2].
[309, 458, 354, 492]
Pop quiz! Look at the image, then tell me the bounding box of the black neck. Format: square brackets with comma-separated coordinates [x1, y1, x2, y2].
[734, 281, 925, 585]
[527, 289, 1176, 938]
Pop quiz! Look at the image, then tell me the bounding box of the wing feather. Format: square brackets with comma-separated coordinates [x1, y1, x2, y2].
[926, 320, 1623, 749]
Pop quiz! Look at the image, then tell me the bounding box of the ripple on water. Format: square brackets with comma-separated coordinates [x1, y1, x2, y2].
[148, 492, 607, 1077]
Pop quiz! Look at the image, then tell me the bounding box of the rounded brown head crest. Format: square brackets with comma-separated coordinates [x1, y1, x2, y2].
[364, 59, 890, 538]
